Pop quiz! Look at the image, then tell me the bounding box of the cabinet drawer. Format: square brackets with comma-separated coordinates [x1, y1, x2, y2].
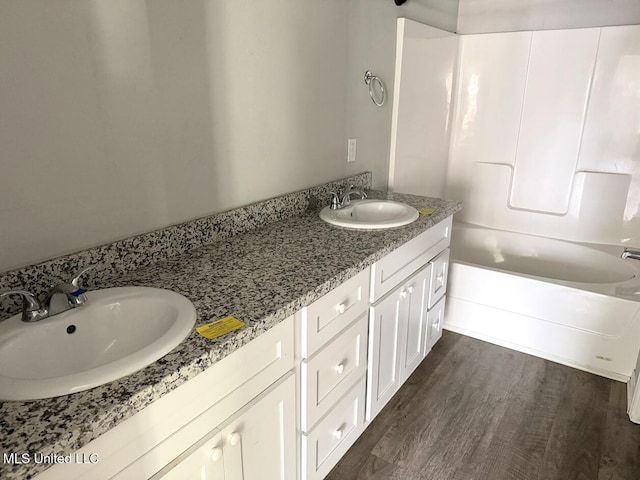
[428, 248, 450, 309]
[300, 314, 368, 432]
[425, 296, 446, 354]
[371, 216, 452, 303]
[301, 377, 366, 480]
[301, 267, 370, 358]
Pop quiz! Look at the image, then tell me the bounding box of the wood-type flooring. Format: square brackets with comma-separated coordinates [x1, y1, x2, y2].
[326, 331, 640, 480]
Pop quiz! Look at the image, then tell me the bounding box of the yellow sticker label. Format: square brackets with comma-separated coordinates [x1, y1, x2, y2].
[196, 316, 246, 339]
[419, 207, 434, 215]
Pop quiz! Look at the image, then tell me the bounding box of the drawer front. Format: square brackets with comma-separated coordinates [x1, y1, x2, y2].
[425, 296, 446, 354]
[371, 216, 452, 303]
[301, 267, 370, 358]
[428, 248, 450, 309]
[300, 314, 368, 432]
[301, 377, 366, 480]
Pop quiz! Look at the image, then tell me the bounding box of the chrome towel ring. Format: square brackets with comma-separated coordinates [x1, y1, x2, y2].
[364, 70, 386, 107]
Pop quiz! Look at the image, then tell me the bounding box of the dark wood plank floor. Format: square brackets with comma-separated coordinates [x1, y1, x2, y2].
[326, 332, 640, 480]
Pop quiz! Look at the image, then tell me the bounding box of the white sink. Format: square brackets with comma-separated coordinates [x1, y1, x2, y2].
[320, 199, 419, 229]
[0, 287, 196, 401]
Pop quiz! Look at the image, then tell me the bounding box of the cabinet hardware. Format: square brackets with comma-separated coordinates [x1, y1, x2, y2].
[209, 447, 223, 462]
[228, 432, 241, 446]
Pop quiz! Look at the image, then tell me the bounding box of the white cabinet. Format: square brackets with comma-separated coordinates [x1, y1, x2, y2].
[297, 268, 370, 480]
[156, 373, 296, 480]
[155, 429, 225, 480]
[367, 288, 403, 422]
[399, 265, 432, 384]
[370, 216, 451, 303]
[366, 221, 452, 422]
[35, 317, 296, 480]
[300, 377, 366, 480]
[426, 297, 445, 354]
[367, 265, 431, 421]
[33, 216, 454, 480]
[428, 248, 449, 309]
[300, 316, 368, 431]
[300, 268, 370, 359]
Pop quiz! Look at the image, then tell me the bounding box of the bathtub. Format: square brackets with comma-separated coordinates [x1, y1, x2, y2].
[444, 221, 640, 383]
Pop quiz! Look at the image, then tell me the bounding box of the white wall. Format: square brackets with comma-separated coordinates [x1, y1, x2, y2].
[0, 0, 354, 271]
[345, 0, 459, 191]
[457, 0, 640, 33]
[0, 0, 460, 273]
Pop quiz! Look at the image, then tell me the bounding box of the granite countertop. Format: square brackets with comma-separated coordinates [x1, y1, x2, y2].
[0, 191, 462, 479]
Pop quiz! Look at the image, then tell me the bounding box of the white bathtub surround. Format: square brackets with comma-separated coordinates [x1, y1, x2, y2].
[388, 19, 458, 199]
[445, 222, 640, 382]
[447, 25, 640, 246]
[388, 19, 640, 422]
[461, 165, 633, 247]
[509, 30, 598, 214]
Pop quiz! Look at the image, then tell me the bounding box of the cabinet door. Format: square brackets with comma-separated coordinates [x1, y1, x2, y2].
[366, 291, 405, 422]
[157, 429, 225, 480]
[220, 373, 296, 480]
[399, 265, 431, 385]
[158, 373, 296, 480]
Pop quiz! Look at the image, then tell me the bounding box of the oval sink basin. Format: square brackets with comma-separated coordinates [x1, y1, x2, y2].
[320, 199, 419, 229]
[0, 287, 196, 401]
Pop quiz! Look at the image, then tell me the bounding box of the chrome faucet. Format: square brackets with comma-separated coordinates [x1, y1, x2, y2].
[622, 248, 640, 261]
[42, 266, 92, 316]
[0, 266, 93, 322]
[42, 283, 86, 316]
[0, 289, 48, 322]
[329, 185, 367, 210]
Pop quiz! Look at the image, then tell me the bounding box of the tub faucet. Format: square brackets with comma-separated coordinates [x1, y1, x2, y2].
[622, 248, 640, 261]
[329, 185, 367, 210]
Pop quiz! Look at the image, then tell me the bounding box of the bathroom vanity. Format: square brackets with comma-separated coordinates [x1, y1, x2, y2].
[0, 176, 461, 480]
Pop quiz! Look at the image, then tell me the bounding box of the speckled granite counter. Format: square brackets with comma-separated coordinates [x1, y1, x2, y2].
[0, 180, 461, 479]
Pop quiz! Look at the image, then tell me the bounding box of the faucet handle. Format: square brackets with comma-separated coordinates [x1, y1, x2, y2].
[0, 289, 48, 322]
[69, 265, 94, 302]
[71, 266, 93, 289]
[329, 192, 340, 210]
[345, 184, 366, 198]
